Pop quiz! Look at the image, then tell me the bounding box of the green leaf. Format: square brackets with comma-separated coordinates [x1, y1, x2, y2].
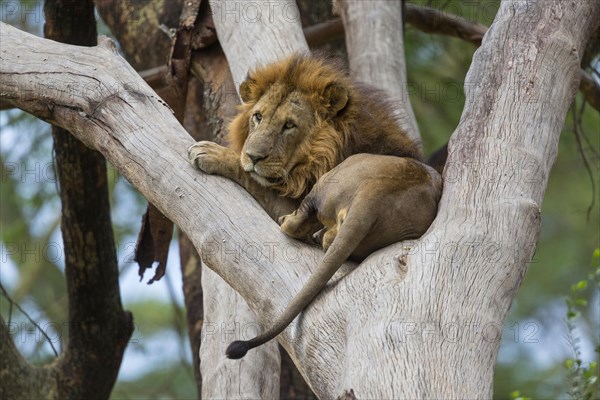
[574, 280, 588, 291]
[592, 248, 599, 264]
[575, 298, 588, 307]
[565, 358, 575, 369]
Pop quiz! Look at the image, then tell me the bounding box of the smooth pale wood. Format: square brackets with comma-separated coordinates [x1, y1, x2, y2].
[338, 0, 421, 146]
[202, 1, 308, 398]
[1, 0, 598, 395]
[208, 0, 308, 90]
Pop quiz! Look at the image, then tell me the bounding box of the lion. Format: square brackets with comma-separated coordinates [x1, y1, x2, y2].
[188, 53, 423, 220]
[187, 54, 440, 359]
[225, 154, 442, 358]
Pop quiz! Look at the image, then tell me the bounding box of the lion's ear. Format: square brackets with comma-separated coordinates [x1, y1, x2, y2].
[240, 79, 258, 103]
[323, 83, 349, 117]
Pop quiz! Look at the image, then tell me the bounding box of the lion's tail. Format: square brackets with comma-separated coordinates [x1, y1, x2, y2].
[226, 208, 372, 359]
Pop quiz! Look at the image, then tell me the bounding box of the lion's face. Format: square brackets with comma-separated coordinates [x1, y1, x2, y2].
[239, 84, 316, 188]
[227, 55, 352, 198]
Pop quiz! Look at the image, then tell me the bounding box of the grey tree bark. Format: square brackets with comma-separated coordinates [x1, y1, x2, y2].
[1, 0, 598, 397]
[338, 0, 421, 146]
[199, 1, 308, 398]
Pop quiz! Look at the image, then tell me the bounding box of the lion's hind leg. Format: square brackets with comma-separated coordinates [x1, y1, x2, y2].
[279, 199, 320, 241]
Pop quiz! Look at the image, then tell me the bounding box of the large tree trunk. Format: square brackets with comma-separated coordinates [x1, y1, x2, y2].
[1, 0, 598, 397]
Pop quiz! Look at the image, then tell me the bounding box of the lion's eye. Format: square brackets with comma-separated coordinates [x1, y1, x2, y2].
[284, 121, 296, 130]
[253, 113, 262, 124]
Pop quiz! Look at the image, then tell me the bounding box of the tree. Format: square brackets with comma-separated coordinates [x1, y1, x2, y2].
[1, 0, 599, 398]
[0, 1, 132, 399]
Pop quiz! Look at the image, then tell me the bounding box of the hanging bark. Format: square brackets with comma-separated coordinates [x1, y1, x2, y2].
[96, 2, 208, 395]
[1, 0, 598, 397]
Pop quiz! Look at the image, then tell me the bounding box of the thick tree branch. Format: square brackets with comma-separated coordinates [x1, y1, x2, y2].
[338, 0, 420, 145]
[1, 0, 598, 395]
[0, 315, 52, 398]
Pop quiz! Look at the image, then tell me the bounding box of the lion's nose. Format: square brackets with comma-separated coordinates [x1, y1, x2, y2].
[246, 150, 267, 165]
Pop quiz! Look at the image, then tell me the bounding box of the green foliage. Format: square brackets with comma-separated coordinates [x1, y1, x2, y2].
[509, 390, 532, 400]
[564, 250, 600, 400]
[111, 364, 197, 400]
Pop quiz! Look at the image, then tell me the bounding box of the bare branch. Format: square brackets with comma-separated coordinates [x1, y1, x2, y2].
[571, 101, 596, 220]
[406, 2, 487, 45]
[0, 284, 58, 357]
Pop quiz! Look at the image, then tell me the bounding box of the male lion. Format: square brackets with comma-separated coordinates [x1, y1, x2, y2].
[188, 54, 441, 358]
[188, 53, 423, 220]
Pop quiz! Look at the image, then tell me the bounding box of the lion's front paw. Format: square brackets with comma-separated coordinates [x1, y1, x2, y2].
[187, 141, 235, 175]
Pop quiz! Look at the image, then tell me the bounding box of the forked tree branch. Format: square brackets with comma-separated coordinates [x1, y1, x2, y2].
[1, 0, 598, 395]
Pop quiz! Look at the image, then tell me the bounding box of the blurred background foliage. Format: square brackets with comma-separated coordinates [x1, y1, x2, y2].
[0, 0, 598, 398]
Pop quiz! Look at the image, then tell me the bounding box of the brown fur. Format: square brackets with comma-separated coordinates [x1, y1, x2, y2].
[189, 54, 423, 218]
[188, 54, 441, 359]
[227, 54, 422, 198]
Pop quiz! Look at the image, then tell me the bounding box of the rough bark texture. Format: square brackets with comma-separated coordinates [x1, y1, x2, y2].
[0, 314, 53, 399]
[45, 1, 133, 397]
[96, 0, 182, 70]
[1, 0, 598, 397]
[0, 2, 133, 399]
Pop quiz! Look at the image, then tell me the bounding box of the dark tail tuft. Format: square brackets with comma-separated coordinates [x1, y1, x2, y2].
[226, 340, 251, 359]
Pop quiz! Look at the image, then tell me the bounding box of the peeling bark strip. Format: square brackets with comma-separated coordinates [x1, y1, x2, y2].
[135, 205, 173, 283]
[1, 0, 599, 397]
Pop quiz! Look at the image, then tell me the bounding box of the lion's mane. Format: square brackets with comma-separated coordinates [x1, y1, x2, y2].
[228, 54, 421, 198]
